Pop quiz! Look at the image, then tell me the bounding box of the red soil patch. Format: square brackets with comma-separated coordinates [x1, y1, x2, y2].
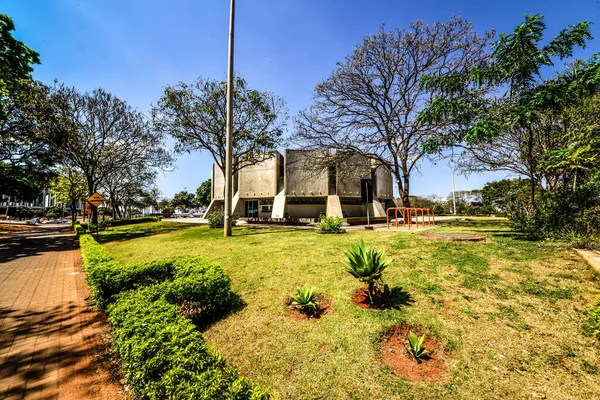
[380, 324, 449, 382]
[285, 294, 332, 320]
[351, 285, 392, 309]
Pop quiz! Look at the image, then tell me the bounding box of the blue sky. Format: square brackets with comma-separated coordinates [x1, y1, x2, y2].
[4, 0, 600, 199]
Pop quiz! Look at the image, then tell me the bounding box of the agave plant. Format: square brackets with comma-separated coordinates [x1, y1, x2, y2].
[291, 285, 319, 311]
[407, 331, 429, 360]
[344, 240, 390, 305]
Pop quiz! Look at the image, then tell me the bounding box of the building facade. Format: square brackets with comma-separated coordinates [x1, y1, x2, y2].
[207, 150, 395, 221]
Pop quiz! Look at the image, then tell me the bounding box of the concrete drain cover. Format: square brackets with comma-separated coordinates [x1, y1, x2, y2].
[421, 233, 486, 242]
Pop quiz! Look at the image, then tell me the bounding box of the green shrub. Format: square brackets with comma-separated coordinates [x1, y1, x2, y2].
[290, 285, 319, 311]
[163, 257, 234, 319]
[432, 203, 445, 216]
[344, 240, 390, 305]
[79, 231, 234, 314]
[512, 176, 600, 247]
[316, 215, 344, 233]
[587, 296, 600, 341]
[74, 223, 86, 236]
[45, 212, 58, 219]
[108, 288, 268, 400]
[15, 206, 35, 219]
[78, 232, 269, 398]
[407, 331, 429, 360]
[208, 210, 238, 229]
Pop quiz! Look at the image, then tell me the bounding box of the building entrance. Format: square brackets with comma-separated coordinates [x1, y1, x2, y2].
[245, 200, 258, 217]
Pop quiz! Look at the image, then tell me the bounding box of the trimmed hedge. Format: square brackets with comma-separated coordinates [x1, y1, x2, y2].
[79, 217, 160, 231]
[109, 288, 268, 400]
[77, 232, 268, 399]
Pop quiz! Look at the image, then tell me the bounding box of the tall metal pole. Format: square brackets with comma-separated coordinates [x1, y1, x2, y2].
[224, 0, 235, 237]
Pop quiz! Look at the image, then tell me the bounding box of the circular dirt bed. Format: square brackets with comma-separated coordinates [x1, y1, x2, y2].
[380, 324, 449, 382]
[421, 233, 485, 242]
[351, 285, 393, 310]
[285, 294, 332, 320]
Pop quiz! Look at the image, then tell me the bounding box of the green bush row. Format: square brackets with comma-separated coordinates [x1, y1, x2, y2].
[108, 288, 268, 400]
[79, 217, 161, 230]
[77, 232, 268, 398]
[79, 233, 235, 317]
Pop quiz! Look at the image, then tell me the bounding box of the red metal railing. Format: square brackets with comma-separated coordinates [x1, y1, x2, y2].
[386, 207, 435, 230]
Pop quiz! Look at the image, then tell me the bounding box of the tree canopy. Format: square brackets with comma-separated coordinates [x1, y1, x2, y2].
[196, 179, 211, 208]
[54, 86, 172, 223]
[421, 14, 600, 203]
[293, 16, 493, 206]
[152, 76, 287, 180]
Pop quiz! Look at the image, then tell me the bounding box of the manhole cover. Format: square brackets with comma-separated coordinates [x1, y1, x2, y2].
[421, 233, 485, 242]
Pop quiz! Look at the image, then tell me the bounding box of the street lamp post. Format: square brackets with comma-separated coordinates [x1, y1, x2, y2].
[224, 0, 235, 237]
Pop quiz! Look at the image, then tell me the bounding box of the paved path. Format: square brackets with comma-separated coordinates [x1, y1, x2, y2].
[0, 226, 124, 400]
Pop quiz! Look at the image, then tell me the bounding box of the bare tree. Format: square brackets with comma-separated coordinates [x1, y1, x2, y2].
[293, 16, 493, 206]
[55, 87, 172, 223]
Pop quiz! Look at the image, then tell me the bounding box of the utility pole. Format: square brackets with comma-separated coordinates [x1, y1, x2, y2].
[224, 0, 235, 237]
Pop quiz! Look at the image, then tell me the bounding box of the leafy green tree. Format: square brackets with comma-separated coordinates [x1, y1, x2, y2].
[481, 179, 532, 215]
[540, 94, 600, 190]
[157, 197, 172, 213]
[195, 179, 211, 207]
[422, 14, 600, 205]
[0, 14, 40, 101]
[0, 16, 62, 198]
[54, 86, 171, 224]
[49, 167, 87, 224]
[170, 189, 196, 212]
[152, 76, 287, 198]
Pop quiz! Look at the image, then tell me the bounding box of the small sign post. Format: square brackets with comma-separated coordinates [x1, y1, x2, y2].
[87, 193, 105, 240]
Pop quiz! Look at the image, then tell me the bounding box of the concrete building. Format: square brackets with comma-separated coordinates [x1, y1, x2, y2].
[206, 150, 395, 222]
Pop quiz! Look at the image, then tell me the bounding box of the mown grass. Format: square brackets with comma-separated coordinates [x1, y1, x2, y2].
[100, 218, 600, 399]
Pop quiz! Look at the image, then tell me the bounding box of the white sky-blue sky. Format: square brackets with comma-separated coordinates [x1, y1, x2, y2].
[4, 0, 600, 199]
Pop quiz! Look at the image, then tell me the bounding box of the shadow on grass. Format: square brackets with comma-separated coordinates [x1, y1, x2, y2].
[96, 223, 196, 244]
[388, 287, 415, 310]
[490, 231, 539, 241]
[233, 226, 309, 236]
[192, 292, 247, 331]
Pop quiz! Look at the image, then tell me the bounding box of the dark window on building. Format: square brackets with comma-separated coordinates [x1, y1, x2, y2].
[340, 197, 363, 205]
[360, 179, 373, 203]
[287, 197, 326, 205]
[328, 165, 337, 195]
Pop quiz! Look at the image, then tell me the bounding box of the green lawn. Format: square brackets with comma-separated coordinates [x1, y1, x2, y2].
[100, 218, 600, 399]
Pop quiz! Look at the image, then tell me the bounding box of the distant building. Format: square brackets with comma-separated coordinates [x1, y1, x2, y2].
[206, 150, 395, 221]
[0, 188, 57, 210]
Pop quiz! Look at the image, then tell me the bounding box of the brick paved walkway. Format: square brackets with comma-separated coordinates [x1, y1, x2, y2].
[0, 226, 124, 400]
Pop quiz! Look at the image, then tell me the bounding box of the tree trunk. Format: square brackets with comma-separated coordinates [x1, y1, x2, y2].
[70, 203, 76, 226]
[527, 126, 536, 208]
[402, 170, 411, 207]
